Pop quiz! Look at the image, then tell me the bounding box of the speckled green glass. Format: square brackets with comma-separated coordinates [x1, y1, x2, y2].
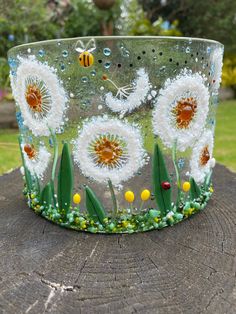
[8, 36, 224, 233]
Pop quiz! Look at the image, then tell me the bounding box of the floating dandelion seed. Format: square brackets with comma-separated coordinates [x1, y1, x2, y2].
[102, 74, 134, 99]
[104, 68, 150, 114]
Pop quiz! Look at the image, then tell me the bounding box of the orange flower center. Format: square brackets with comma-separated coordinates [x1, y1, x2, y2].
[173, 97, 197, 129]
[93, 137, 123, 167]
[200, 146, 210, 166]
[25, 85, 42, 112]
[24, 144, 37, 159]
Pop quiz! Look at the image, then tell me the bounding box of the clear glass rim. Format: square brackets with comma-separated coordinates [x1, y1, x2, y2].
[8, 36, 223, 55]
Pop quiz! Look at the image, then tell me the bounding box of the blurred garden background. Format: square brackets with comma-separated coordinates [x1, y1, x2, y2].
[0, 0, 236, 174]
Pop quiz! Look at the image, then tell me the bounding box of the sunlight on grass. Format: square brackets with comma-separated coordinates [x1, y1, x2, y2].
[215, 100, 236, 172]
[0, 129, 21, 174]
[0, 100, 235, 175]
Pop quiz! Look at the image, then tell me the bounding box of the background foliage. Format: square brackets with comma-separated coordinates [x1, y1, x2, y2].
[1, 0, 236, 90]
[0, 0, 236, 174]
[138, 0, 236, 53]
[0, 0, 236, 90]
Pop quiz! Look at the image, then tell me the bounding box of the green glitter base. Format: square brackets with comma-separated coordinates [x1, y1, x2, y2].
[26, 189, 213, 234]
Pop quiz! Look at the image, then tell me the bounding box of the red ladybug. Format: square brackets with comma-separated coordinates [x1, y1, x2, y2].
[161, 181, 171, 190]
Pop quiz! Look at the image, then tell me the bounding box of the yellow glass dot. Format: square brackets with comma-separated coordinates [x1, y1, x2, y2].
[209, 186, 214, 193]
[81, 222, 87, 229]
[189, 208, 194, 215]
[125, 191, 135, 203]
[154, 217, 159, 223]
[182, 181, 191, 192]
[141, 189, 151, 201]
[73, 193, 81, 204]
[122, 221, 129, 228]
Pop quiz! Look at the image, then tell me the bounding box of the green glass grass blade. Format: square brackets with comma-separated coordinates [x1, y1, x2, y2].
[190, 177, 201, 200]
[18, 136, 33, 193]
[204, 170, 212, 191]
[57, 143, 74, 213]
[152, 143, 172, 216]
[40, 182, 52, 209]
[85, 186, 106, 224]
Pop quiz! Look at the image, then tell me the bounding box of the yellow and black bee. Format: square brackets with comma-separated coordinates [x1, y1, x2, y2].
[75, 39, 96, 68]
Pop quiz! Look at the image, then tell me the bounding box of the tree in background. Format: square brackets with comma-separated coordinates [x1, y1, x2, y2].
[138, 0, 236, 53]
[0, 0, 122, 91]
[0, 0, 62, 91]
[1, 0, 236, 94]
[64, 0, 122, 37]
[118, 0, 181, 36]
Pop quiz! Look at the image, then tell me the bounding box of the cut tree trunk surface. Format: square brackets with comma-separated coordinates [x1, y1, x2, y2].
[0, 164, 236, 314]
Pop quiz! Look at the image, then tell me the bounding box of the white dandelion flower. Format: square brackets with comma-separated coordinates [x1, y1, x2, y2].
[13, 57, 68, 136]
[190, 130, 215, 184]
[22, 143, 51, 179]
[73, 116, 146, 185]
[104, 68, 150, 114]
[211, 47, 224, 91]
[152, 72, 210, 152]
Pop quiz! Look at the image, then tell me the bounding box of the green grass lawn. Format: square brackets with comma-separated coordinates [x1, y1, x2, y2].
[214, 100, 236, 172]
[0, 129, 21, 174]
[0, 99, 236, 175]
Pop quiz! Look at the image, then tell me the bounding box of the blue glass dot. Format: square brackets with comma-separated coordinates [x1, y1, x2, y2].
[185, 47, 190, 53]
[122, 49, 130, 57]
[178, 158, 185, 169]
[103, 48, 111, 56]
[8, 58, 17, 69]
[210, 63, 215, 74]
[207, 47, 211, 54]
[49, 138, 54, 147]
[81, 76, 89, 83]
[38, 49, 45, 57]
[104, 62, 111, 69]
[62, 50, 68, 57]
[61, 64, 65, 71]
[91, 70, 96, 77]
[16, 112, 24, 129]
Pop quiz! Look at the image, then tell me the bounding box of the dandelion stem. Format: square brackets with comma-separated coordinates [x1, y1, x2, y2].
[172, 139, 181, 207]
[35, 175, 41, 196]
[108, 179, 118, 216]
[130, 202, 134, 213]
[107, 78, 119, 90]
[139, 201, 144, 212]
[50, 129, 58, 208]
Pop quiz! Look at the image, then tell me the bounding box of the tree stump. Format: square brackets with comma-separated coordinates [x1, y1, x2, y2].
[0, 164, 235, 314]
